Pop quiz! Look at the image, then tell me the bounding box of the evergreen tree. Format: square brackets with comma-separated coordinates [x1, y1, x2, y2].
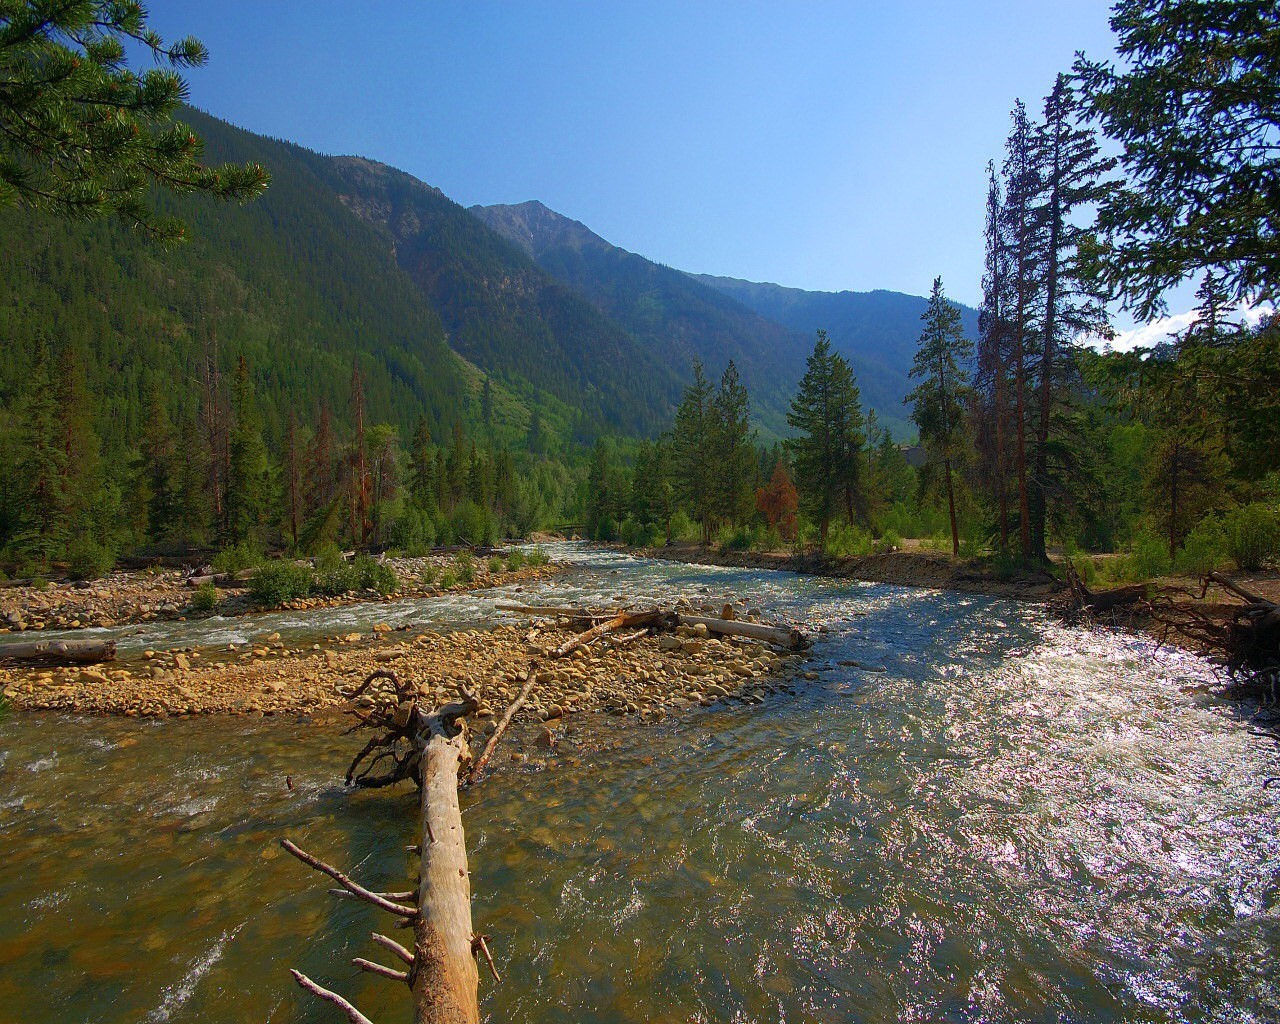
[1000, 100, 1043, 561]
[906, 277, 972, 557]
[0, 0, 268, 239]
[408, 417, 437, 517]
[670, 361, 716, 543]
[975, 161, 1014, 555]
[786, 331, 864, 547]
[224, 356, 272, 545]
[1028, 75, 1114, 561]
[1074, 0, 1280, 318]
[282, 410, 301, 547]
[710, 360, 755, 527]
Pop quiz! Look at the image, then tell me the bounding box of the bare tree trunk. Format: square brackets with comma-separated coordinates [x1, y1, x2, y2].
[944, 456, 959, 558]
[411, 710, 480, 1024]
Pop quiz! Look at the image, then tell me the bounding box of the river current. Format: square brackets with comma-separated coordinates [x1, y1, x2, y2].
[0, 545, 1275, 1023]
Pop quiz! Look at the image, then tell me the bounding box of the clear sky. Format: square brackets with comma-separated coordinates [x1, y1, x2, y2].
[143, 1, 1170, 328]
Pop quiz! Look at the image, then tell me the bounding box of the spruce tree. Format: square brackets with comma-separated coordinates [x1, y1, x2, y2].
[1028, 75, 1114, 561]
[671, 360, 716, 543]
[906, 278, 972, 557]
[786, 331, 864, 548]
[710, 360, 755, 528]
[1074, 0, 1280, 317]
[224, 356, 272, 546]
[0, 1, 268, 239]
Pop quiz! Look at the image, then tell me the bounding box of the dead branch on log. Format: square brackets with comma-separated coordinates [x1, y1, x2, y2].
[467, 665, 540, 785]
[0, 638, 116, 664]
[290, 969, 374, 1024]
[551, 609, 667, 658]
[281, 840, 417, 918]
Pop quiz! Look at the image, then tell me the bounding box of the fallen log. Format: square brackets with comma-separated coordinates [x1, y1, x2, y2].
[551, 609, 667, 658]
[284, 672, 486, 1024]
[677, 614, 806, 650]
[0, 638, 116, 664]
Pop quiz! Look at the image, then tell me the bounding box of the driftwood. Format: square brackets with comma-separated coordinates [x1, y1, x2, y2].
[550, 609, 668, 658]
[500, 601, 807, 652]
[676, 614, 805, 649]
[467, 667, 540, 785]
[1062, 561, 1147, 614]
[284, 671, 488, 1024]
[0, 638, 116, 664]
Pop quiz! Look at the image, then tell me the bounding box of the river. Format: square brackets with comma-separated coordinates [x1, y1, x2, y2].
[0, 545, 1275, 1023]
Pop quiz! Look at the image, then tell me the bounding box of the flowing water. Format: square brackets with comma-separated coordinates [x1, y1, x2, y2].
[1, 546, 1276, 1023]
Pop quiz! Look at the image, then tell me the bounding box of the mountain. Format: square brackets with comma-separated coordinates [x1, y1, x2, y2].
[0, 107, 473, 451]
[313, 166, 682, 440]
[0, 108, 691, 456]
[689, 275, 981, 438]
[470, 201, 811, 435]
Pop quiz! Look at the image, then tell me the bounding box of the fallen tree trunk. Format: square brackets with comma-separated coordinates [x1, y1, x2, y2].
[551, 609, 666, 658]
[412, 697, 481, 1024]
[0, 638, 116, 664]
[677, 614, 805, 650]
[284, 672, 486, 1024]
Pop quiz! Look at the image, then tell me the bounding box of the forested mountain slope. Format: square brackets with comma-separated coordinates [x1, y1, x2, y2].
[471, 201, 809, 434]
[313, 163, 682, 440]
[690, 274, 981, 436]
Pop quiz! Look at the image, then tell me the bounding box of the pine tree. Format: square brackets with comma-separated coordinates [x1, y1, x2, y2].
[0, 1, 269, 239]
[1074, 0, 1280, 318]
[408, 417, 437, 517]
[786, 331, 864, 547]
[1028, 75, 1114, 561]
[282, 410, 301, 547]
[1000, 100, 1043, 561]
[348, 363, 370, 546]
[975, 160, 1014, 555]
[907, 277, 973, 557]
[670, 361, 716, 544]
[710, 360, 755, 527]
[224, 355, 272, 545]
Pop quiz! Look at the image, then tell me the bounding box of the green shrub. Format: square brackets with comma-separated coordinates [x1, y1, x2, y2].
[526, 546, 549, 567]
[190, 582, 218, 612]
[438, 569, 458, 589]
[353, 555, 398, 596]
[875, 530, 903, 555]
[312, 544, 355, 595]
[30, 575, 50, 591]
[454, 553, 476, 584]
[1175, 515, 1227, 574]
[449, 501, 495, 546]
[668, 509, 697, 542]
[1071, 554, 1098, 587]
[67, 538, 115, 580]
[488, 555, 504, 574]
[824, 522, 873, 559]
[1223, 503, 1280, 571]
[506, 549, 526, 571]
[213, 542, 265, 573]
[388, 506, 437, 554]
[249, 561, 314, 606]
[1131, 530, 1172, 580]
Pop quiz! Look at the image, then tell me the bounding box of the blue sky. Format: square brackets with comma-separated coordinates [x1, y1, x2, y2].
[145, 1, 1181, 332]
